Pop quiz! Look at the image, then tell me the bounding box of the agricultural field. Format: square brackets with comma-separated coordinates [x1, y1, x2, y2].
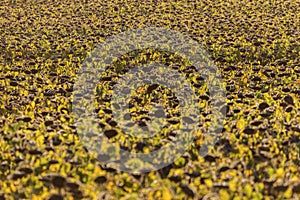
[0, 0, 300, 199]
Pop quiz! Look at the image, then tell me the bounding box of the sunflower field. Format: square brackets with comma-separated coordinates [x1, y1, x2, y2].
[0, 0, 300, 199]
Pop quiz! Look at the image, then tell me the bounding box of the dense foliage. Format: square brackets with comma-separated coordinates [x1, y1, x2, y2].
[0, 0, 299, 199]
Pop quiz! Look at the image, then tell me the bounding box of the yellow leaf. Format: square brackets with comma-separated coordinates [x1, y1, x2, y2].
[244, 183, 252, 198]
[236, 118, 246, 130]
[276, 168, 284, 178]
[229, 180, 237, 192]
[243, 77, 247, 84]
[204, 179, 213, 187]
[162, 187, 172, 200]
[283, 187, 293, 199]
[257, 182, 264, 192]
[28, 112, 35, 120]
[31, 101, 35, 108]
[36, 135, 44, 146]
[219, 189, 230, 200]
[10, 183, 17, 192]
